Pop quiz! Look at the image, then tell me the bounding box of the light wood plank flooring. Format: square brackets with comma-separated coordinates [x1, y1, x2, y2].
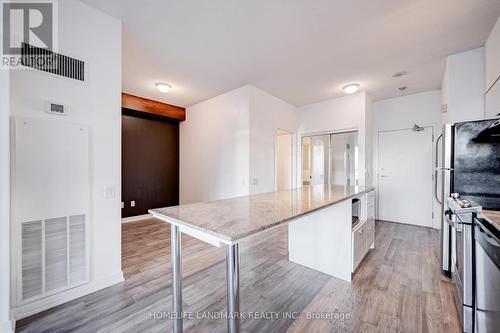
[17, 219, 460, 333]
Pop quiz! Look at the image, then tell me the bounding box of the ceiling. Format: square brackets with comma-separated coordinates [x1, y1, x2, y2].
[82, 0, 500, 107]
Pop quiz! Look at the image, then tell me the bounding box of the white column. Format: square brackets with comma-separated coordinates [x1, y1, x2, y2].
[0, 68, 12, 333]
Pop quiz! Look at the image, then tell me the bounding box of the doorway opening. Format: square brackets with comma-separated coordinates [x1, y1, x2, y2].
[122, 109, 180, 218]
[275, 129, 293, 191]
[302, 131, 359, 186]
[121, 108, 180, 279]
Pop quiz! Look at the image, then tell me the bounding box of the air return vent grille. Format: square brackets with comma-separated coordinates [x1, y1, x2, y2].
[21, 43, 85, 81]
[21, 215, 88, 302]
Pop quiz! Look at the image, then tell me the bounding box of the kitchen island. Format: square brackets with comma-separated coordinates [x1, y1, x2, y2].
[150, 184, 375, 333]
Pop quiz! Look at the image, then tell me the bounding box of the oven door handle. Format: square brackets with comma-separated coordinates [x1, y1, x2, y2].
[445, 211, 458, 227]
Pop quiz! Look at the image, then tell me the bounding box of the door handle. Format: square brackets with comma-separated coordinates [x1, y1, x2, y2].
[434, 133, 443, 204]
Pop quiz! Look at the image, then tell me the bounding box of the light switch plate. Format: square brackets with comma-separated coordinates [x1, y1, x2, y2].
[131, 201, 135, 207]
[104, 186, 115, 198]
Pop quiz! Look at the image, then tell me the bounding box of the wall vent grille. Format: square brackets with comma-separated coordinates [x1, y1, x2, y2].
[21, 43, 85, 81]
[21, 215, 87, 302]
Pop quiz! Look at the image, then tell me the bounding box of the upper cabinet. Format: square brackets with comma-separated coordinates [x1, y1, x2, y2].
[486, 80, 500, 119]
[485, 17, 500, 119]
[441, 48, 485, 124]
[485, 17, 500, 92]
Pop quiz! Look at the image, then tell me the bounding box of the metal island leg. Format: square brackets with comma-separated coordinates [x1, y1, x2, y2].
[171, 224, 183, 333]
[226, 243, 240, 333]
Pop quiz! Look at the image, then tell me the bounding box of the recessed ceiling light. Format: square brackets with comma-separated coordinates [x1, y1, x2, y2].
[343, 83, 360, 94]
[155, 82, 172, 93]
[393, 71, 408, 78]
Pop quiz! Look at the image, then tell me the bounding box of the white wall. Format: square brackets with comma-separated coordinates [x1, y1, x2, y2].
[249, 86, 298, 194]
[442, 47, 485, 123]
[0, 69, 12, 333]
[364, 94, 374, 187]
[276, 132, 292, 191]
[372, 90, 442, 228]
[9, 0, 123, 318]
[441, 61, 450, 124]
[180, 85, 298, 203]
[180, 86, 250, 203]
[297, 92, 370, 187]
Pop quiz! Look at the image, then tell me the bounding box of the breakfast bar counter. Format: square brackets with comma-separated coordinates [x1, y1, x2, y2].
[149, 185, 374, 333]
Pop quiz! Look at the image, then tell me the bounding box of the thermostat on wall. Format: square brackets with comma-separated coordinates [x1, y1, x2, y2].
[45, 101, 68, 115]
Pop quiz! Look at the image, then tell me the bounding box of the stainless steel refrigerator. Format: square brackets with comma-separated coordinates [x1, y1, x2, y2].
[436, 118, 500, 274]
[435, 118, 500, 331]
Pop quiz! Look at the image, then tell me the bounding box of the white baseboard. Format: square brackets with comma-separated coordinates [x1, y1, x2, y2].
[12, 271, 124, 320]
[121, 213, 152, 223]
[0, 319, 13, 333]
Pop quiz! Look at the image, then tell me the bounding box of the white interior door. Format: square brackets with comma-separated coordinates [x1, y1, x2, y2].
[378, 128, 433, 227]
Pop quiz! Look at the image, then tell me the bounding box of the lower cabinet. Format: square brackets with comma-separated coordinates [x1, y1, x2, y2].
[352, 225, 367, 270]
[366, 219, 375, 249]
[352, 219, 375, 273]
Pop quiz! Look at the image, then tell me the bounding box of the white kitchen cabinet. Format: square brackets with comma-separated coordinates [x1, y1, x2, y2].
[352, 219, 375, 272]
[485, 17, 500, 93]
[367, 191, 375, 220]
[352, 190, 376, 273]
[485, 17, 500, 119]
[485, 78, 500, 119]
[365, 219, 375, 250]
[352, 224, 366, 271]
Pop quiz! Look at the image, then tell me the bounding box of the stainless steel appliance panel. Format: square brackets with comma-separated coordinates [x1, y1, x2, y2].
[475, 218, 500, 333]
[439, 124, 454, 275]
[453, 119, 500, 210]
[452, 212, 474, 332]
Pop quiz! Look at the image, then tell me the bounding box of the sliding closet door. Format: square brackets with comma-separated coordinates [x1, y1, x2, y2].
[309, 135, 330, 185]
[330, 132, 358, 186]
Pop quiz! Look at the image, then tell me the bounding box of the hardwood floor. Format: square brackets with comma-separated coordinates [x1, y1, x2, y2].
[16, 219, 461, 333]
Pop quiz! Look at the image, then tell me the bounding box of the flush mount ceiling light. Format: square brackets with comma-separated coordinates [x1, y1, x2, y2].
[343, 83, 360, 94]
[155, 82, 172, 93]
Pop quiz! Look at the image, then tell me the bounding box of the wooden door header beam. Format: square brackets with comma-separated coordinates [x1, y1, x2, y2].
[122, 93, 186, 121]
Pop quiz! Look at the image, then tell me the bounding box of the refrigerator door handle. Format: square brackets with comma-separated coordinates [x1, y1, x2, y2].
[435, 134, 443, 204]
[436, 167, 454, 171]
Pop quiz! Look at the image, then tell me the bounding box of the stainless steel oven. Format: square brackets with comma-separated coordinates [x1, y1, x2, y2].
[446, 198, 481, 333]
[474, 216, 500, 333]
[452, 212, 475, 333]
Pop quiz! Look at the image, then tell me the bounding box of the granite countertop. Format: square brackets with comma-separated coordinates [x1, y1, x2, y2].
[482, 209, 500, 229]
[150, 185, 374, 243]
